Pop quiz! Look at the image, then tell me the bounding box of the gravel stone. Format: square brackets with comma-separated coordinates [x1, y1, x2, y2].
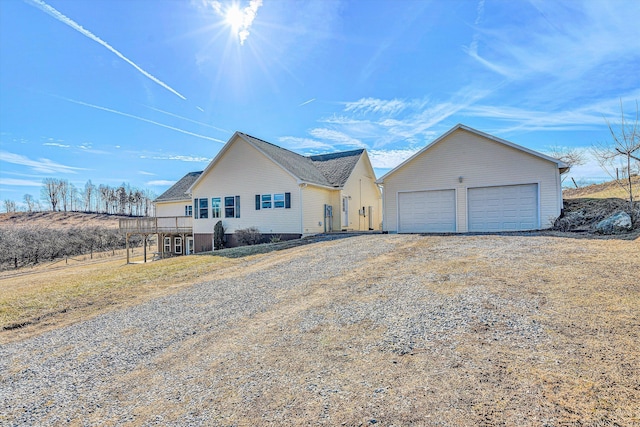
[0, 235, 552, 426]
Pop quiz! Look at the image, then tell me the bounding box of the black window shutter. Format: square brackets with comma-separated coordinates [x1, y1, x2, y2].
[236, 195, 241, 218]
[193, 198, 198, 218]
[255, 194, 260, 210]
[285, 192, 291, 209]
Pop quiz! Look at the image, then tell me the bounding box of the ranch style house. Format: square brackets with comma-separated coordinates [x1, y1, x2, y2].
[120, 131, 382, 256]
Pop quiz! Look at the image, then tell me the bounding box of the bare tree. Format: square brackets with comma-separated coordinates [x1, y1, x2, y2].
[23, 194, 36, 212]
[3, 200, 17, 213]
[83, 180, 95, 212]
[41, 178, 61, 211]
[591, 100, 640, 218]
[117, 184, 127, 214]
[58, 179, 72, 212]
[546, 145, 586, 184]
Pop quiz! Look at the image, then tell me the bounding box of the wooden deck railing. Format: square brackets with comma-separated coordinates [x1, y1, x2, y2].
[119, 216, 193, 234]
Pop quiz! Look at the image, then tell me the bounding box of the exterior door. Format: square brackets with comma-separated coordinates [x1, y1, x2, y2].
[342, 196, 349, 230]
[186, 237, 194, 255]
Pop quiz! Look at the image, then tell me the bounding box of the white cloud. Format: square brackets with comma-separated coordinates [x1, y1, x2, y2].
[368, 148, 421, 169]
[344, 98, 410, 116]
[147, 180, 176, 186]
[26, 0, 187, 100]
[150, 155, 211, 162]
[138, 171, 156, 176]
[0, 178, 43, 187]
[308, 128, 366, 148]
[237, 0, 262, 45]
[278, 136, 333, 150]
[43, 142, 71, 148]
[324, 88, 490, 148]
[565, 152, 611, 184]
[0, 151, 84, 174]
[463, 96, 640, 133]
[201, 0, 263, 45]
[465, 1, 640, 83]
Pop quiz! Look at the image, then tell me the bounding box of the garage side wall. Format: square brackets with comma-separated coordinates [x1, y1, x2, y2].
[382, 129, 561, 232]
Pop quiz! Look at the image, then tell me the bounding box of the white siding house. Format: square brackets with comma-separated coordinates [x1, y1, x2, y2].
[185, 132, 381, 250]
[376, 124, 568, 233]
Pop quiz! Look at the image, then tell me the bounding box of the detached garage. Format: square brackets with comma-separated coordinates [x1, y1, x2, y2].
[377, 124, 568, 233]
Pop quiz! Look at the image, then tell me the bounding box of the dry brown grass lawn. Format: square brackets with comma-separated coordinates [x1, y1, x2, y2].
[564, 175, 640, 199]
[2, 234, 639, 425]
[0, 253, 241, 343]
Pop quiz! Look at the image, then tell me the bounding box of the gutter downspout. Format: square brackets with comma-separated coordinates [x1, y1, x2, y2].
[377, 182, 384, 232]
[299, 183, 307, 236]
[557, 167, 564, 218]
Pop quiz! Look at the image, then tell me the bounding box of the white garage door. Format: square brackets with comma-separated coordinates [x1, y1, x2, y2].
[468, 184, 538, 232]
[398, 189, 456, 233]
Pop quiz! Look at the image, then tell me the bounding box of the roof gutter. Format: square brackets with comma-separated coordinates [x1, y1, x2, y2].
[297, 180, 342, 191]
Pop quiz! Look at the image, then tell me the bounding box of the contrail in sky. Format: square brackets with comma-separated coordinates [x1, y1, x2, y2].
[298, 98, 316, 107]
[145, 106, 230, 134]
[63, 97, 225, 143]
[25, 0, 187, 100]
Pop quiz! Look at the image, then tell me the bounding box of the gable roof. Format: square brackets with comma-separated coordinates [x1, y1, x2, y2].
[154, 171, 202, 202]
[188, 132, 364, 192]
[309, 149, 365, 187]
[376, 123, 569, 183]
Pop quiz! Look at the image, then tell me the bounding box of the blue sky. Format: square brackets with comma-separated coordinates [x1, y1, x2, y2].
[1, 0, 639, 207]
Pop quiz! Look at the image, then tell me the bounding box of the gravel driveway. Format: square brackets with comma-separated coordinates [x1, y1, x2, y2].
[1, 234, 638, 426]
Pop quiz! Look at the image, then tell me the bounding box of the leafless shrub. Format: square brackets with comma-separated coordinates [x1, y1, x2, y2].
[591, 100, 640, 219]
[0, 226, 134, 271]
[235, 227, 262, 246]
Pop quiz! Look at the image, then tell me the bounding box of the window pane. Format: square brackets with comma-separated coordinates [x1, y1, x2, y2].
[225, 196, 235, 218]
[198, 198, 208, 218]
[212, 198, 221, 218]
[274, 193, 285, 208]
[261, 194, 272, 209]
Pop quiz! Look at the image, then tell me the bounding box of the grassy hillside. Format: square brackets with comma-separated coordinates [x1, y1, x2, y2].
[0, 211, 130, 229]
[564, 175, 640, 199]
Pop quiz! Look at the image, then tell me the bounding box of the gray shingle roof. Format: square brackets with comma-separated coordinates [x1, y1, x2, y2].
[239, 133, 363, 188]
[154, 171, 202, 202]
[310, 149, 365, 187]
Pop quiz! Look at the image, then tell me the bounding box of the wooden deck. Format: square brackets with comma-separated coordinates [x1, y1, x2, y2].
[119, 216, 193, 234]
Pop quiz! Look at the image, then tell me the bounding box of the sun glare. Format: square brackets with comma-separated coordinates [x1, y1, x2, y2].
[225, 5, 244, 32]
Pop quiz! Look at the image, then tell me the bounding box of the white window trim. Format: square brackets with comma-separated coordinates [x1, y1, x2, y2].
[224, 195, 239, 218]
[211, 197, 221, 219]
[273, 193, 285, 209]
[261, 194, 272, 209]
[198, 198, 209, 219]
